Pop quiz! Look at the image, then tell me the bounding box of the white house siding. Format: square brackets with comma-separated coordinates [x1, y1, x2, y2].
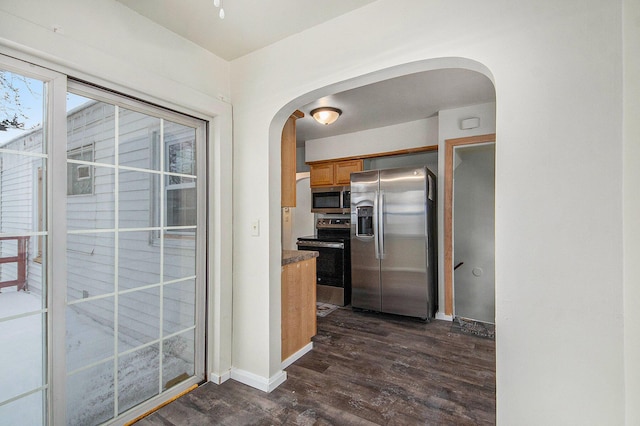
[2, 100, 197, 350]
[0, 130, 44, 294]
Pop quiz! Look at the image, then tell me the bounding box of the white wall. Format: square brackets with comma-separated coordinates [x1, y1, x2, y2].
[0, 0, 234, 395]
[305, 117, 438, 162]
[230, 1, 626, 424]
[295, 147, 310, 172]
[624, 0, 640, 423]
[437, 103, 496, 142]
[0, 0, 230, 104]
[438, 102, 496, 318]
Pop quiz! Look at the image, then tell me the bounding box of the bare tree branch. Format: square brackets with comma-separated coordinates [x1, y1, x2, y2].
[0, 70, 31, 131]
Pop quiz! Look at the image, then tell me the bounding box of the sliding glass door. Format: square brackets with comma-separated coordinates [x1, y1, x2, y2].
[0, 55, 206, 425]
[64, 83, 206, 424]
[0, 57, 56, 426]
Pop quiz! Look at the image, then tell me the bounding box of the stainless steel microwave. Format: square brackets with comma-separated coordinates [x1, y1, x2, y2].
[311, 186, 350, 214]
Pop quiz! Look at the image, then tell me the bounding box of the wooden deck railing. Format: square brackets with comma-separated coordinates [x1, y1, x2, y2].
[0, 236, 29, 292]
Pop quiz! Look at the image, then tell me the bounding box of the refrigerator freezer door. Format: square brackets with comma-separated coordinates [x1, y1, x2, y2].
[350, 170, 381, 312]
[379, 167, 430, 318]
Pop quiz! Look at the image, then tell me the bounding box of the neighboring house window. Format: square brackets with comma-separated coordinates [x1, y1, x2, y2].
[67, 144, 94, 195]
[166, 140, 196, 231]
[150, 131, 196, 241]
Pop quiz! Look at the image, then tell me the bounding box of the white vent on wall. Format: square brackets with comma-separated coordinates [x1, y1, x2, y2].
[460, 117, 480, 130]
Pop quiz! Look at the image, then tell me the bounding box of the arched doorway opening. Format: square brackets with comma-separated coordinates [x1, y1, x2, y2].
[272, 57, 497, 326]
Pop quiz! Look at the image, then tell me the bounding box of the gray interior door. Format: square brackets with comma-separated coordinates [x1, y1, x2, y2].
[453, 144, 495, 324]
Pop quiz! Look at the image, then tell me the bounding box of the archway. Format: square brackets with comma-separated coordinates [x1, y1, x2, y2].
[271, 57, 497, 329]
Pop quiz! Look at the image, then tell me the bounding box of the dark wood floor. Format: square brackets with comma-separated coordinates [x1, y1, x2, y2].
[137, 307, 495, 425]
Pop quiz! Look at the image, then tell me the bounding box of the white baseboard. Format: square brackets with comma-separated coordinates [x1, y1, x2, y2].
[436, 312, 453, 321]
[230, 367, 287, 393]
[281, 342, 313, 370]
[209, 369, 231, 384]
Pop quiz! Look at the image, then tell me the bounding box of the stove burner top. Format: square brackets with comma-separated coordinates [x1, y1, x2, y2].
[316, 218, 350, 229]
[297, 233, 349, 243]
[298, 218, 350, 243]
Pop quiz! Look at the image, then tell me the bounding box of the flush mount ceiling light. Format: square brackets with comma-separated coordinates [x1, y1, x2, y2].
[310, 107, 342, 125]
[213, 0, 225, 19]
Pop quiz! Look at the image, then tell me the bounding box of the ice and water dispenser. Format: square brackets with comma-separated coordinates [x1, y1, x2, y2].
[356, 205, 374, 237]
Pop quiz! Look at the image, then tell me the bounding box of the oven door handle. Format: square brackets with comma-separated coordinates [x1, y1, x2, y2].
[296, 240, 345, 249]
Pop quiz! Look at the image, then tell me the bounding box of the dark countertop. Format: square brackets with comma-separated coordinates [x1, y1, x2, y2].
[282, 250, 319, 266]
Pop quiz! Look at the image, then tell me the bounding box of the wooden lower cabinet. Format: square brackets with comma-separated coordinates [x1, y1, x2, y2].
[281, 258, 317, 360]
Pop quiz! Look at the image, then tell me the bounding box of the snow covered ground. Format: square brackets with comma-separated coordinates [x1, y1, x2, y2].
[0, 288, 194, 426]
[0, 289, 44, 426]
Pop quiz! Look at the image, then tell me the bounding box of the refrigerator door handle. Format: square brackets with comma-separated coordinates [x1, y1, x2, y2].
[373, 190, 380, 259]
[378, 190, 385, 259]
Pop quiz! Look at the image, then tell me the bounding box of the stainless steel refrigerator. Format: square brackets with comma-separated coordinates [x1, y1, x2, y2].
[350, 166, 437, 319]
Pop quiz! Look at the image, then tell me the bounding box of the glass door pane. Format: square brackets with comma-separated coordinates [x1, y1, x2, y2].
[0, 68, 48, 425]
[65, 86, 204, 424]
[64, 93, 117, 425]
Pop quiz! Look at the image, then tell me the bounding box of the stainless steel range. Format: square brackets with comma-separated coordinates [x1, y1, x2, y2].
[296, 218, 351, 306]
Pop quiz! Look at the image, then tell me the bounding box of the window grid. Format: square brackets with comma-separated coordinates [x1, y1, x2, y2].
[158, 118, 165, 395]
[112, 104, 121, 418]
[64, 105, 200, 421]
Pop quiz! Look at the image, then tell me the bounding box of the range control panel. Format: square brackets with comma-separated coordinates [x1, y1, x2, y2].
[316, 218, 351, 229]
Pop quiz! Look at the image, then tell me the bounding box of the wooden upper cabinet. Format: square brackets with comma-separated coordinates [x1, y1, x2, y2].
[307, 146, 438, 188]
[334, 160, 363, 185]
[309, 163, 334, 187]
[309, 159, 363, 187]
[281, 110, 304, 207]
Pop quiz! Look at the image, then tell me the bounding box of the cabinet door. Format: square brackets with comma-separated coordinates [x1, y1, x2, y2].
[281, 113, 300, 207]
[335, 160, 363, 185]
[281, 264, 299, 360]
[281, 258, 317, 361]
[301, 259, 317, 341]
[310, 163, 334, 187]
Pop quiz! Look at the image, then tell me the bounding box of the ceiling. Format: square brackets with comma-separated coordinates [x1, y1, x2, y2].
[115, 0, 377, 61]
[115, 0, 496, 147]
[295, 69, 495, 146]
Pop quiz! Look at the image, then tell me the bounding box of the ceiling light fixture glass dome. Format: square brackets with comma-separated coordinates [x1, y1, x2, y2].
[310, 107, 342, 125]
